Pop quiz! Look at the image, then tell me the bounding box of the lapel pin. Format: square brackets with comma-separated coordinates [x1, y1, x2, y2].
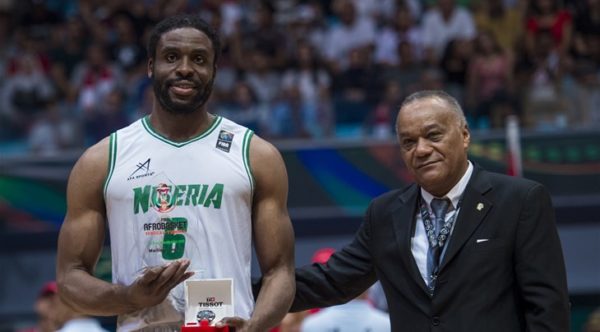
[476, 203, 484, 211]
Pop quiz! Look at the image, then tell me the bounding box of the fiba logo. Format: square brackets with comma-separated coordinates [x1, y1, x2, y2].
[153, 183, 176, 213]
[216, 130, 234, 152]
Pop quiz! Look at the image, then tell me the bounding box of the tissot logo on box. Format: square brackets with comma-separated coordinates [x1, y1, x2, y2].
[184, 279, 234, 326]
[198, 297, 223, 307]
[216, 130, 234, 152]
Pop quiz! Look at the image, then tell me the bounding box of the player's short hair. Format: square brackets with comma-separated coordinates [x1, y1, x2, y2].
[147, 14, 221, 65]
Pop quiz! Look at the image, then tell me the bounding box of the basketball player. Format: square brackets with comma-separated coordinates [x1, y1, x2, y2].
[56, 15, 295, 332]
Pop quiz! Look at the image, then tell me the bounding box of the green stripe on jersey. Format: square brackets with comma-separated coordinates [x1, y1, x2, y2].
[103, 132, 117, 197]
[242, 130, 255, 193]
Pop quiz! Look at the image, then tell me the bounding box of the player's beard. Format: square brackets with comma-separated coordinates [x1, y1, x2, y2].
[153, 75, 214, 115]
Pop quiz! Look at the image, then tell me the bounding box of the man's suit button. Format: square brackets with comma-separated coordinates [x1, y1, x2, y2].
[432, 316, 440, 326]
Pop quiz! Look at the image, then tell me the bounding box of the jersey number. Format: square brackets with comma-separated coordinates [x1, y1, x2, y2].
[162, 217, 188, 260]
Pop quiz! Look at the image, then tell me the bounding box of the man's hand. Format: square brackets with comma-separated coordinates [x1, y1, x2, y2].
[125, 259, 194, 311]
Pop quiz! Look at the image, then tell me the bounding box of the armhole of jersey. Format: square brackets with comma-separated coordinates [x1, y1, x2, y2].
[103, 132, 118, 198]
[242, 129, 255, 196]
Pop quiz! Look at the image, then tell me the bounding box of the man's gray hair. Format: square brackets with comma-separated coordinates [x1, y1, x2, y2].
[399, 90, 467, 125]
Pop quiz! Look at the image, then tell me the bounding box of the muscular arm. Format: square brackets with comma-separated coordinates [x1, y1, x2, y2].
[246, 136, 296, 330]
[515, 184, 570, 331]
[56, 138, 192, 316]
[252, 201, 378, 312]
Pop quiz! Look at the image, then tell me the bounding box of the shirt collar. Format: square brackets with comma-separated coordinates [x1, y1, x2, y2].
[420, 160, 473, 210]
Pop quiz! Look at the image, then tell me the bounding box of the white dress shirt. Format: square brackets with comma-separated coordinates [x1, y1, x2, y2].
[411, 161, 473, 283]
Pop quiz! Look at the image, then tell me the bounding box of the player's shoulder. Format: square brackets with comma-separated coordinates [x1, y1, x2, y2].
[246, 134, 288, 188]
[82, 136, 111, 164]
[71, 136, 111, 179]
[217, 115, 250, 132]
[248, 133, 282, 161]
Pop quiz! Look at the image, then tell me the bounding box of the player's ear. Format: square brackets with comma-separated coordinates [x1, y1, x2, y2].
[147, 59, 154, 78]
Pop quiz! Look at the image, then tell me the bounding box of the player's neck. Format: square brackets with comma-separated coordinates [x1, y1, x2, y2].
[148, 108, 214, 142]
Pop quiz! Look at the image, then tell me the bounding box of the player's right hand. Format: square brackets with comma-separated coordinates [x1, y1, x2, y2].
[125, 259, 194, 310]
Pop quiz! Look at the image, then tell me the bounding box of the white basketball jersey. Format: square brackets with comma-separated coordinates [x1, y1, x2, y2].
[104, 115, 255, 331]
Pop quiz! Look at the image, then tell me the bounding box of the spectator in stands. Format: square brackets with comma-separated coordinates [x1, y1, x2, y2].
[368, 80, 402, 139]
[243, 50, 281, 106]
[271, 85, 315, 139]
[19, 0, 61, 41]
[440, 38, 473, 106]
[204, 7, 239, 102]
[5, 26, 52, 80]
[474, 0, 524, 56]
[523, 30, 567, 129]
[421, 0, 476, 64]
[374, 6, 424, 67]
[411, 67, 446, 96]
[217, 81, 267, 136]
[232, 1, 287, 70]
[281, 40, 333, 137]
[467, 31, 515, 129]
[378, 40, 425, 100]
[286, 1, 328, 55]
[1, 0, 599, 148]
[28, 98, 81, 155]
[84, 87, 128, 143]
[0, 10, 14, 88]
[48, 16, 88, 101]
[109, 13, 145, 74]
[331, 47, 379, 135]
[282, 41, 331, 108]
[71, 42, 123, 114]
[323, 0, 376, 73]
[563, 60, 600, 127]
[130, 83, 154, 121]
[572, 0, 600, 66]
[349, 0, 397, 22]
[525, 0, 573, 62]
[1, 51, 55, 139]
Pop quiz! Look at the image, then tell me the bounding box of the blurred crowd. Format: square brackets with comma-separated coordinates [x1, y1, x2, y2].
[0, 0, 599, 155]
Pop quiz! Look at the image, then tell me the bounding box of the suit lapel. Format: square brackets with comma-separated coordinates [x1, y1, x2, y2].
[439, 167, 493, 272]
[392, 185, 431, 295]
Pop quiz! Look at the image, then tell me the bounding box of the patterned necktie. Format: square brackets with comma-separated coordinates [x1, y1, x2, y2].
[427, 198, 451, 291]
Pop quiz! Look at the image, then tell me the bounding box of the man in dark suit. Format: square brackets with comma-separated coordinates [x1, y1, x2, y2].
[287, 90, 570, 331]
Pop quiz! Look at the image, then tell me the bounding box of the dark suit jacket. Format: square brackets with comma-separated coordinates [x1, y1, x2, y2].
[291, 166, 570, 331]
